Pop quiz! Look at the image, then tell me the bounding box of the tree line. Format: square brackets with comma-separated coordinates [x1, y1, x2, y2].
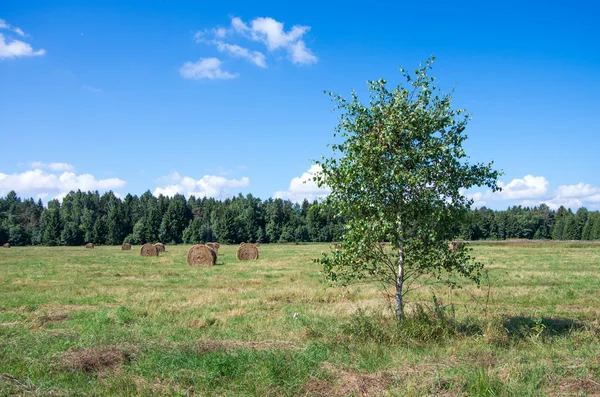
[0, 190, 598, 246]
[460, 204, 600, 241]
[0, 190, 343, 246]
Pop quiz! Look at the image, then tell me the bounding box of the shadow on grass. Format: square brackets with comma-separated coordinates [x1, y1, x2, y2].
[304, 305, 591, 347]
[502, 315, 586, 338]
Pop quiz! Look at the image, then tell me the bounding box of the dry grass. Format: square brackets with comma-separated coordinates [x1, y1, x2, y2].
[305, 363, 394, 397]
[196, 340, 295, 353]
[61, 345, 135, 373]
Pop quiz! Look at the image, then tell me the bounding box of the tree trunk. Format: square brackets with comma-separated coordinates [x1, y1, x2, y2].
[396, 216, 405, 318]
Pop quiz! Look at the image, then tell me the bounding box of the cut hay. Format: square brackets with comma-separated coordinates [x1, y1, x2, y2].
[237, 243, 259, 261]
[121, 243, 132, 250]
[85, 243, 94, 249]
[61, 345, 135, 373]
[206, 242, 219, 253]
[253, 242, 260, 247]
[154, 242, 166, 252]
[2, 243, 9, 248]
[187, 244, 217, 266]
[140, 243, 158, 257]
[448, 241, 463, 251]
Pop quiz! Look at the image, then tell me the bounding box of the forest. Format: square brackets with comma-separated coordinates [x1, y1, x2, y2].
[0, 190, 599, 246]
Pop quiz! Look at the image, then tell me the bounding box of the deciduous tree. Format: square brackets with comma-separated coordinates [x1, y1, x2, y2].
[315, 58, 501, 317]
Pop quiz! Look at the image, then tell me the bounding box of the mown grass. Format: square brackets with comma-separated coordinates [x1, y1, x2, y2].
[1, 242, 599, 396]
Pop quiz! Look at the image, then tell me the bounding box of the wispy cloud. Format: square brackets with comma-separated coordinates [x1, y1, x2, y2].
[185, 16, 317, 80]
[83, 85, 102, 93]
[0, 18, 26, 37]
[213, 41, 267, 68]
[30, 162, 75, 172]
[179, 57, 238, 80]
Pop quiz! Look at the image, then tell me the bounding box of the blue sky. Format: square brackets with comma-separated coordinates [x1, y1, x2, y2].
[1, 0, 599, 210]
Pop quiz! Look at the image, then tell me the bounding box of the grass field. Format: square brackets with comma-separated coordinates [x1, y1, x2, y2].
[1, 242, 599, 396]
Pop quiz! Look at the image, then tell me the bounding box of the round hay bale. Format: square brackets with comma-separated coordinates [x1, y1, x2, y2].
[187, 244, 216, 266]
[206, 242, 219, 254]
[253, 242, 260, 247]
[237, 244, 259, 261]
[140, 243, 158, 257]
[154, 243, 166, 252]
[121, 243, 132, 251]
[448, 241, 463, 251]
[3, 243, 10, 248]
[85, 243, 94, 249]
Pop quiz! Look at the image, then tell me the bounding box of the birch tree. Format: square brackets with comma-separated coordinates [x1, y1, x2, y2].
[315, 58, 501, 317]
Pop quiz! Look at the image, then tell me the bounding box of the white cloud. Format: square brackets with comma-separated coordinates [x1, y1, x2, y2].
[179, 57, 238, 80]
[541, 183, 600, 210]
[0, 168, 126, 202]
[497, 175, 549, 200]
[467, 175, 600, 210]
[273, 164, 330, 203]
[0, 18, 26, 37]
[153, 172, 250, 199]
[29, 162, 75, 172]
[0, 33, 45, 59]
[555, 183, 600, 198]
[232, 16, 317, 65]
[288, 40, 318, 65]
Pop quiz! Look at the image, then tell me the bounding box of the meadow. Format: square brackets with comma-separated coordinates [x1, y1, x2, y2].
[1, 242, 599, 396]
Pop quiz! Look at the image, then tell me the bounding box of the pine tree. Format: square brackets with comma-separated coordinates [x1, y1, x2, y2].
[182, 218, 204, 244]
[562, 216, 580, 240]
[61, 222, 83, 245]
[132, 220, 145, 244]
[144, 198, 162, 243]
[552, 218, 565, 240]
[591, 216, 600, 240]
[582, 218, 593, 240]
[160, 194, 190, 244]
[107, 203, 126, 245]
[92, 216, 108, 244]
[42, 200, 62, 246]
